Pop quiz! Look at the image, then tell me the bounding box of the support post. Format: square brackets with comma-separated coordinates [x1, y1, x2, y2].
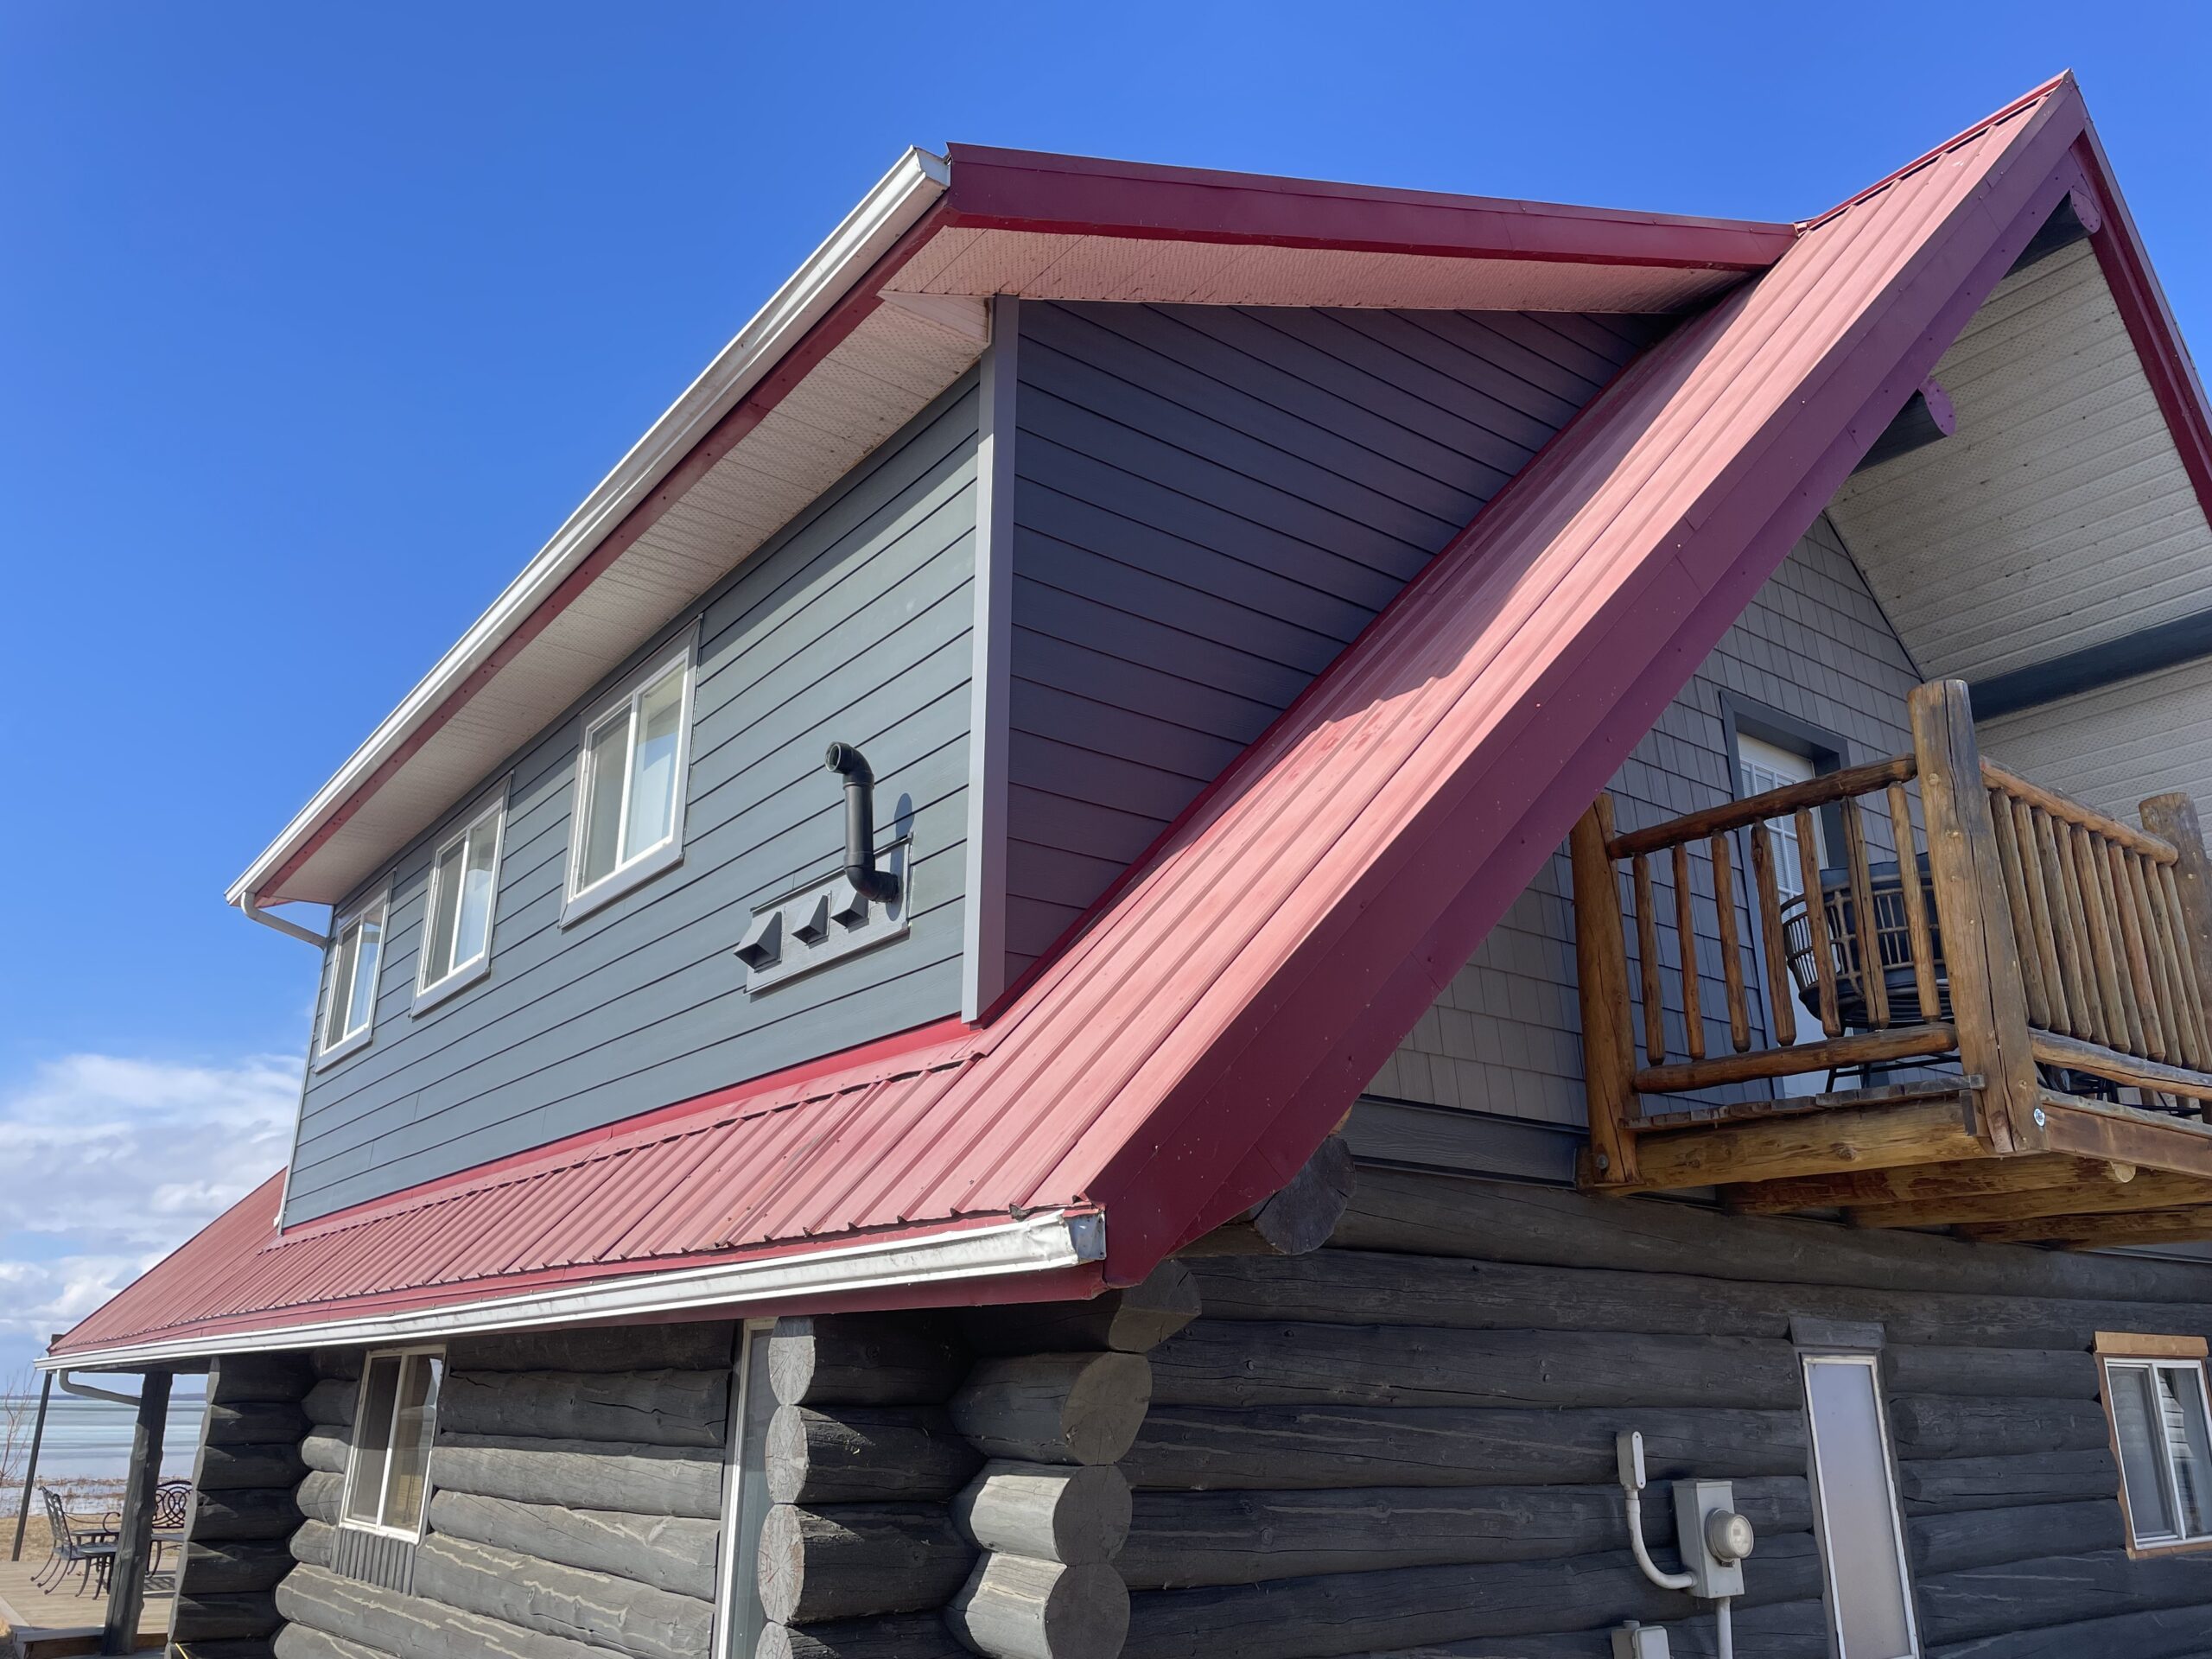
[9, 1339, 58, 1560]
[1909, 680, 2041, 1153]
[2141, 793, 2212, 1023]
[103, 1370, 170, 1656]
[1571, 796, 1642, 1184]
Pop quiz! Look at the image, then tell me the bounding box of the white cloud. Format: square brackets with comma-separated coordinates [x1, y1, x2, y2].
[0, 1054, 295, 1346]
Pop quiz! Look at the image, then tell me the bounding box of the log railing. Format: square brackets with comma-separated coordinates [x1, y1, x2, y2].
[1573, 678, 2212, 1187]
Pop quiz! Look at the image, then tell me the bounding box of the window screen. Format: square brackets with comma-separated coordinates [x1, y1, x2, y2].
[2105, 1355, 2212, 1548]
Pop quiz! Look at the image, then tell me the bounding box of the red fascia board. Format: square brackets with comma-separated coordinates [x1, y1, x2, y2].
[942, 143, 1795, 272]
[255, 201, 956, 905]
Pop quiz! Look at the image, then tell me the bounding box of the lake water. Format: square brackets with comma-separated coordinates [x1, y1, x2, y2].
[2, 1391, 208, 1493]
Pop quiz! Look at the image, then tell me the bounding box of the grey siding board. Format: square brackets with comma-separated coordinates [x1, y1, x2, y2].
[1002, 300, 1653, 968]
[288, 379, 982, 1222]
[1373, 512, 1926, 1128]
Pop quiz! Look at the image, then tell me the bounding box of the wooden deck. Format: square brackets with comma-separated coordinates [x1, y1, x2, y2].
[0, 1553, 168, 1657]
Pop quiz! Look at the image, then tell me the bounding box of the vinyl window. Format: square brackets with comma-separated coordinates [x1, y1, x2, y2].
[341, 1347, 443, 1540]
[1802, 1351, 1919, 1659]
[715, 1321, 777, 1659]
[2101, 1338, 2212, 1552]
[317, 890, 388, 1066]
[416, 791, 506, 1007]
[564, 642, 694, 924]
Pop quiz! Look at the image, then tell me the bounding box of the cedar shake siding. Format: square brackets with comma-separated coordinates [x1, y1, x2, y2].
[288, 378, 981, 1223]
[999, 302, 1666, 982]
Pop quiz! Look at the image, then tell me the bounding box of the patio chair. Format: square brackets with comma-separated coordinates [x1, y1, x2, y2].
[146, 1478, 194, 1591]
[33, 1484, 118, 1597]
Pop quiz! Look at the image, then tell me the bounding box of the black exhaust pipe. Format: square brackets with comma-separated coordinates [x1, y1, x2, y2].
[824, 743, 899, 903]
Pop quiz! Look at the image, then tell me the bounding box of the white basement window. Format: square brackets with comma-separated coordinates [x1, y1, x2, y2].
[341, 1346, 443, 1540]
[415, 789, 506, 1010]
[316, 888, 389, 1067]
[2099, 1334, 2212, 1554]
[1802, 1351, 1919, 1659]
[564, 639, 695, 925]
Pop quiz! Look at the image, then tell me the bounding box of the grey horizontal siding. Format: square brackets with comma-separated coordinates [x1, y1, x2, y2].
[287, 378, 981, 1221]
[1002, 300, 1661, 970]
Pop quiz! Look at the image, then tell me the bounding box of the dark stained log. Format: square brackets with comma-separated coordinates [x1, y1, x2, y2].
[193, 1485, 304, 1541]
[767, 1405, 985, 1504]
[770, 1313, 971, 1407]
[1179, 1137, 1355, 1257]
[944, 1553, 1129, 1659]
[950, 1352, 1152, 1465]
[208, 1353, 314, 1405]
[1123, 1406, 1808, 1491]
[1350, 1597, 1835, 1659]
[757, 1503, 975, 1624]
[1887, 1395, 2111, 1459]
[1923, 1600, 2212, 1658]
[1897, 1449, 2120, 1515]
[438, 1368, 728, 1447]
[1186, 1246, 2212, 1351]
[1118, 1478, 1810, 1588]
[1332, 1167, 2212, 1304]
[960, 1262, 1199, 1356]
[1916, 1548, 2212, 1647]
[302, 1378, 357, 1428]
[1908, 1498, 2123, 1576]
[427, 1488, 721, 1600]
[181, 1538, 296, 1593]
[301, 1429, 350, 1475]
[276, 1625, 397, 1659]
[291, 1518, 335, 1567]
[183, 1643, 281, 1659]
[296, 1471, 344, 1526]
[310, 1349, 364, 1381]
[431, 1432, 725, 1518]
[174, 1592, 283, 1640]
[277, 1560, 632, 1659]
[1118, 1535, 1823, 1659]
[207, 1401, 310, 1444]
[1882, 1344, 2100, 1400]
[449, 1321, 736, 1375]
[411, 1532, 713, 1659]
[757, 1613, 969, 1659]
[199, 1440, 311, 1491]
[1149, 1321, 1797, 1410]
[106, 1366, 171, 1655]
[952, 1461, 1132, 1564]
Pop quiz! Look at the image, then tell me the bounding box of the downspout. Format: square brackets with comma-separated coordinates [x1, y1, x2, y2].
[237, 894, 327, 948]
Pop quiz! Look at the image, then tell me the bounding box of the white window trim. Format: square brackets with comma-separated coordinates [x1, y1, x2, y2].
[339, 1343, 444, 1541]
[315, 881, 392, 1071]
[561, 636, 696, 928]
[413, 782, 510, 1014]
[2103, 1353, 2212, 1552]
[1802, 1351, 1921, 1659]
[712, 1319, 776, 1659]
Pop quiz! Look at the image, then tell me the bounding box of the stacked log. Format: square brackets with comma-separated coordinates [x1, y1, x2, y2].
[278, 1323, 736, 1659]
[173, 1351, 313, 1659]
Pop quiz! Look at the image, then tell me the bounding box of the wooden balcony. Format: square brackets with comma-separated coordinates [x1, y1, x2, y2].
[1574, 678, 2212, 1247]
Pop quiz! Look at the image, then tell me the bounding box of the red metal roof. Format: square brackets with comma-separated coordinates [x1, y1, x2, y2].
[56, 73, 2174, 1366]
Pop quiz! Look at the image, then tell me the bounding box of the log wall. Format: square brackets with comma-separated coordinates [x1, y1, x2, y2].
[275, 1322, 737, 1659]
[173, 1352, 313, 1659]
[1117, 1165, 2212, 1659]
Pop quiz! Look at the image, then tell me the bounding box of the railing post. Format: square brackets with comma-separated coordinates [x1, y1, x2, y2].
[1908, 680, 2042, 1153]
[2141, 793, 2212, 1029]
[1571, 795, 1642, 1185]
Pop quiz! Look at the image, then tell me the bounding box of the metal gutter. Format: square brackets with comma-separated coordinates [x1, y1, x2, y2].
[226, 146, 952, 911]
[41, 1207, 1100, 1372]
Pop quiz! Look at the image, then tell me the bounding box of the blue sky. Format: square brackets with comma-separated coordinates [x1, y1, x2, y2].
[0, 2, 2207, 1376]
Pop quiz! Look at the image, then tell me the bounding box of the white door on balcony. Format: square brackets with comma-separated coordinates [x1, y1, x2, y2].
[1738, 736, 1832, 1096]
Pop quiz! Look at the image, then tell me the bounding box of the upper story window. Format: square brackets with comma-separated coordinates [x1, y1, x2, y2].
[416, 790, 506, 1009]
[342, 1345, 443, 1540]
[317, 888, 388, 1067]
[2100, 1334, 2212, 1553]
[564, 639, 695, 925]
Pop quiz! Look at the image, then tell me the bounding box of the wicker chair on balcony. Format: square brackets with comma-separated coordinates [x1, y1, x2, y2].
[33, 1484, 118, 1597]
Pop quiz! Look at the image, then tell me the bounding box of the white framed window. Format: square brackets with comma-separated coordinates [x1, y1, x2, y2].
[414, 786, 507, 1010]
[563, 639, 695, 925]
[1802, 1351, 1919, 1659]
[341, 1345, 443, 1541]
[316, 887, 390, 1068]
[714, 1320, 777, 1659]
[2100, 1336, 2212, 1554]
